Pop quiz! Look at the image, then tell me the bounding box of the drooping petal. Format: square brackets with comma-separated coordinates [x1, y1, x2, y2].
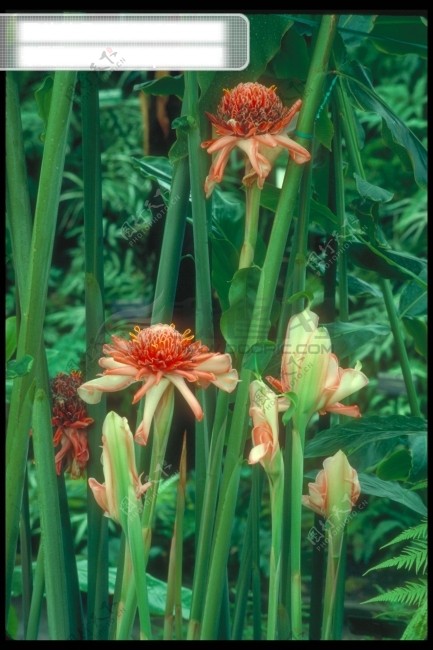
[135, 377, 171, 446]
[324, 366, 369, 408]
[248, 441, 270, 465]
[78, 375, 136, 404]
[210, 368, 239, 392]
[168, 375, 204, 421]
[195, 353, 232, 374]
[323, 402, 362, 418]
[88, 478, 109, 516]
[272, 134, 311, 164]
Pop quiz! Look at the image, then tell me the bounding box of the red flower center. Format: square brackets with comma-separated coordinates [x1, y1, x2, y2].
[207, 82, 294, 137]
[105, 324, 211, 374]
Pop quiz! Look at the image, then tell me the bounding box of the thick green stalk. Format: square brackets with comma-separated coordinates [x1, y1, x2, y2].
[321, 531, 344, 640]
[239, 184, 262, 269]
[80, 72, 109, 640]
[336, 82, 421, 416]
[332, 104, 349, 322]
[151, 157, 190, 325]
[32, 389, 69, 639]
[6, 71, 76, 614]
[308, 514, 327, 640]
[187, 392, 230, 640]
[380, 279, 421, 416]
[251, 467, 264, 641]
[333, 531, 348, 639]
[19, 471, 33, 638]
[290, 427, 306, 640]
[25, 545, 45, 640]
[291, 162, 313, 314]
[6, 72, 33, 305]
[185, 71, 215, 542]
[199, 16, 338, 639]
[266, 458, 285, 640]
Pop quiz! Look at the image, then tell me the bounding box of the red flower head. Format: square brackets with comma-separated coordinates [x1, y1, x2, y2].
[52, 370, 93, 478]
[201, 82, 311, 196]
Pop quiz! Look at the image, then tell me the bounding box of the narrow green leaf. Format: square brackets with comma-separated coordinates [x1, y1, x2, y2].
[338, 15, 377, 48]
[354, 173, 394, 203]
[134, 73, 184, 98]
[347, 241, 427, 284]
[369, 15, 427, 58]
[34, 75, 54, 140]
[402, 317, 427, 358]
[358, 473, 427, 517]
[346, 275, 381, 298]
[399, 270, 427, 318]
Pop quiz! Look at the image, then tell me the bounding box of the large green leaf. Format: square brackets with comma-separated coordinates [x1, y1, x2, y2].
[133, 155, 173, 194]
[354, 173, 394, 203]
[347, 241, 427, 285]
[338, 15, 377, 48]
[134, 74, 184, 98]
[399, 270, 427, 318]
[270, 27, 310, 81]
[357, 473, 427, 517]
[198, 14, 293, 115]
[402, 316, 427, 358]
[305, 415, 426, 459]
[369, 15, 427, 58]
[346, 275, 381, 298]
[342, 63, 427, 188]
[376, 448, 412, 481]
[321, 321, 389, 359]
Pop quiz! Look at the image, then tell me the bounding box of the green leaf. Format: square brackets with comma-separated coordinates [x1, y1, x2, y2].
[376, 448, 412, 481]
[408, 434, 427, 483]
[198, 14, 293, 115]
[321, 321, 389, 358]
[6, 316, 17, 362]
[6, 354, 34, 379]
[242, 340, 276, 374]
[369, 15, 427, 58]
[134, 73, 184, 98]
[168, 130, 188, 164]
[310, 199, 339, 232]
[133, 155, 173, 193]
[381, 120, 413, 173]
[34, 75, 54, 141]
[220, 267, 261, 353]
[210, 189, 244, 311]
[354, 173, 394, 203]
[358, 473, 427, 517]
[347, 241, 427, 284]
[270, 27, 309, 81]
[402, 317, 427, 358]
[338, 15, 377, 48]
[315, 107, 334, 151]
[342, 63, 427, 188]
[305, 415, 426, 460]
[399, 270, 427, 318]
[346, 275, 381, 298]
[171, 115, 196, 131]
[146, 573, 192, 619]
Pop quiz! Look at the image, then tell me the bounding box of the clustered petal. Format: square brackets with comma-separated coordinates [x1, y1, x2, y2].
[78, 323, 238, 445]
[51, 370, 93, 478]
[248, 380, 280, 469]
[201, 82, 311, 196]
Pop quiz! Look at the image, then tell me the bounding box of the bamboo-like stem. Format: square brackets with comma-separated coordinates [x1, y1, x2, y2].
[321, 531, 344, 640]
[266, 457, 285, 640]
[6, 71, 76, 616]
[199, 16, 338, 639]
[25, 545, 45, 640]
[19, 470, 33, 638]
[79, 72, 109, 640]
[239, 184, 262, 269]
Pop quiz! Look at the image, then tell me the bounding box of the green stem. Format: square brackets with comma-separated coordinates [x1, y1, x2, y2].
[80, 71, 109, 640]
[187, 392, 230, 640]
[199, 16, 338, 640]
[32, 389, 69, 639]
[380, 279, 421, 417]
[308, 514, 327, 640]
[291, 162, 313, 314]
[321, 531, 344, 640]
[251, 467, 264, 640]
[185, 71, 215, 543]
[6, 72, 33, 305]
[19, 470, 33, 638]
[25, 544, 45, 640]
[290, 427, 306, 640]
[332, 104, 349, 323]
[333, 530, 348, 639]
[267, 458, 285, 640]
[6, 70, 76, 616]
[239, 184, 262, 269]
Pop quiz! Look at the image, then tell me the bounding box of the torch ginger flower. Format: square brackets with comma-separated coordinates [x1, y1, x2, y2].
[266, 309, 368, 433]
[302, 450, 360, 523]
[201, 82, 311, 196]
[51, 370, 93, 478]
[78, 323, 239, 445]
[88, 411, 151, 523]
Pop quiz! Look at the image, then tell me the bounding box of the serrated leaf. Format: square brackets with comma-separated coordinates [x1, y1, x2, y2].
[6, 354, 34, 379]
[321, 321, 389, 358]
[354, 173, 394, 203]
[6, 316, 17, 362]
[134, 73, 184, 98]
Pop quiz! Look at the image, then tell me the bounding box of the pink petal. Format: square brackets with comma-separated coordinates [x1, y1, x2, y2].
[168, 375, 204, 421]
[272, 134, 311, 164]
[324, 402, 362, 418]
[211, 369, 239, 392]
[88, 478, 109, 515]
[248, 442, 269, 465]
[326, 366, 369, 406]
[134, 378, 171, 446]
[195, 353, 232, 374]
[78, 375, 136, 404]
